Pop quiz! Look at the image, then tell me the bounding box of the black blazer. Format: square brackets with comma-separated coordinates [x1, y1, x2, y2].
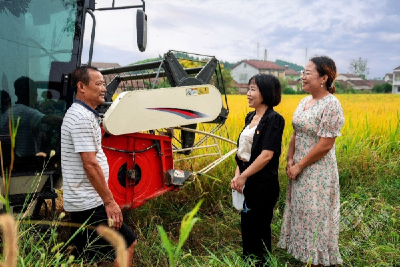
[235, 107, 285, 209]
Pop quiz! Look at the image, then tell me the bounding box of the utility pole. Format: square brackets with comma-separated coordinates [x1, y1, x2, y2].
[305, 48, 308, 67]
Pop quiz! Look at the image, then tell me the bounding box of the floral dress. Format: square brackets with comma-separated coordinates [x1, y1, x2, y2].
[278, 94, 344, 266]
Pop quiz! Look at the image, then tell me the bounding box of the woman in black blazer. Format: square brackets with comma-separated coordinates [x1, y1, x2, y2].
[231, 73, 285, 265]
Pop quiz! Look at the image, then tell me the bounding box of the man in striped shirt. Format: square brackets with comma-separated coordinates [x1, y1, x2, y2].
[61, 66, 137, 265]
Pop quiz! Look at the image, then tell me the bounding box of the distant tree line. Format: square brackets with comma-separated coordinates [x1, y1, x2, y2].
[275, 60, 304, 72]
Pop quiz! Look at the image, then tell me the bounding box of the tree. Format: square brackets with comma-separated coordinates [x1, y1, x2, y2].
[177, 59, 234, 91]
[211, 64, 234, 90]
[372, 83, 392, 93]
[278, 78, 288, 91]
[275, 60, 304, 72]
[349, 57, 369, 79]
[283, 87, 296, 94]
[382, 83, 393, 93]
[296, 82, 303, 92]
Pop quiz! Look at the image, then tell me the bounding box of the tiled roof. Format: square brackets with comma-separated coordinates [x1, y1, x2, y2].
[288, 80, 301, 85]
[234, 81, 249, 87]
[385, 73, 393, 78]
[367, 80, 385, 85]
[232, 60, 284, 70]
[394, 66, 400, 71]
[91, 62, 121, 69]
[348, 80, 373, 87]
[285, 69, 300, 76]
[339, 73, 362, 78]
[103, 75, 162, 90]
[334, 80, 351, 88]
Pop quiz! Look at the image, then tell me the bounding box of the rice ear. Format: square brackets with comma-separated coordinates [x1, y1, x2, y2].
[0, 214, 18, 267]
[96, 225, 127, 267]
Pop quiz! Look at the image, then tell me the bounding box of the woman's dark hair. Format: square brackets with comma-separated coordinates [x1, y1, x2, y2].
[71, 65, 100, 93]
[248, 74, 281, 107]
[310, 56, 337, 94]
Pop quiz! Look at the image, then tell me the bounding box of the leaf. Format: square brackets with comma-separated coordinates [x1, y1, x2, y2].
[157, 225, 174, 266]
[194, 172, 221, 182]
[177, 199, 204, 253]
[0, 195, 8, 205]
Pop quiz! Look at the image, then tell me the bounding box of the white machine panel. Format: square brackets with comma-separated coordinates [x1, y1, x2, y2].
[103, 84, 222, 135]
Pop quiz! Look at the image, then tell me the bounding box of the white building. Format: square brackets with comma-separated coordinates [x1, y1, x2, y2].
[336, 73, 363, 81]
[284, 66, 300, 80]
[384, 73, 393, 83]
[392, 66, 400, 94]
[231, 60, 285, 84]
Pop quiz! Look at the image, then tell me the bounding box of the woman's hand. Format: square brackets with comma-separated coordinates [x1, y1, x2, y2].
[286, 158, 294, 177]
[231, 175, 246, 193]
[230, 174, 239, 190]
[288, 163, 302, 180]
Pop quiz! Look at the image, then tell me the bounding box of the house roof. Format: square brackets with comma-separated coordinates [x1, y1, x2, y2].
[234, 81, 249, 87]
[334, 80, 351, 88]
[232, 60, 284, 70]
[394, 66, 400, 71]
[385, 73, 393, 78]
[339, 73, 362, 79]
[91, 62, 121, 70]
[288, 80, 301, 85]
[103, 74, 164, 90]
[347, 80, 373, 87]
[367, 80, 385, 86]
[285, 69, 300, 76]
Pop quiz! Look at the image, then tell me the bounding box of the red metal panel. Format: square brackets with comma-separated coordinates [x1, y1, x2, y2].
[102, 131, 175, 209]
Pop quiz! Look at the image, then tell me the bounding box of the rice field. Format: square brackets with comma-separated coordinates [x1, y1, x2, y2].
[226, 94, 400, 145]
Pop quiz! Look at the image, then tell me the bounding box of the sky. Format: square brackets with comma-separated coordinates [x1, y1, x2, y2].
[82, 0, 400, 79]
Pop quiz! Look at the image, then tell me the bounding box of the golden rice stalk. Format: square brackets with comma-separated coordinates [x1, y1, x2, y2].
[0, 141, 5, 196]
[35, 152, 47, 158]
[0, 214, 18, 267]
[96, 225, 127, 267]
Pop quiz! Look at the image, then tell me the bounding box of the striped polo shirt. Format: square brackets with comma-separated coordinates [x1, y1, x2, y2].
[61, 103, 109, 212]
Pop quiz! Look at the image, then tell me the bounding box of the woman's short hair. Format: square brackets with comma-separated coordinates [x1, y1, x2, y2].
[248, 74, 281, 107]
[309, 56, 337, 94]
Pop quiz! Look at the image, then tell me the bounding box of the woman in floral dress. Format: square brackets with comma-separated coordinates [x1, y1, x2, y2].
[278, 56, 344, 266]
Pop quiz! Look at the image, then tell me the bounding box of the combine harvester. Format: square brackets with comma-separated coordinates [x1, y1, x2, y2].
[0, 0, 236, 214]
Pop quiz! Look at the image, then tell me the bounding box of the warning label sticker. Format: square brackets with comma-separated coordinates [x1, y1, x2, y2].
[197, 87, 209, 95]
[186, 88, 198, 96]
[186, 86, 209, 96]
[174, 170, 185, 178]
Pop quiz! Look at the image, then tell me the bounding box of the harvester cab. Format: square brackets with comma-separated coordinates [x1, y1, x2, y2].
[0, 0, 235, 214]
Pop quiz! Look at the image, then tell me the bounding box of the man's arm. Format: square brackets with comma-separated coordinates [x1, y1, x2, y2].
[80, 151, 123, 229]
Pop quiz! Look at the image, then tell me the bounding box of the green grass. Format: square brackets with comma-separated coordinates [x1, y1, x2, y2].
[4, 130, 397, 267]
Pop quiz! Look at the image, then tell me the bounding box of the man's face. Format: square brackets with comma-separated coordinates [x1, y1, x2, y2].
[80, 69, 106, 109]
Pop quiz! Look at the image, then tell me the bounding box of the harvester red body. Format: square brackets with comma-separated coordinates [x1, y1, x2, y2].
[102, 131, 176, 209]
